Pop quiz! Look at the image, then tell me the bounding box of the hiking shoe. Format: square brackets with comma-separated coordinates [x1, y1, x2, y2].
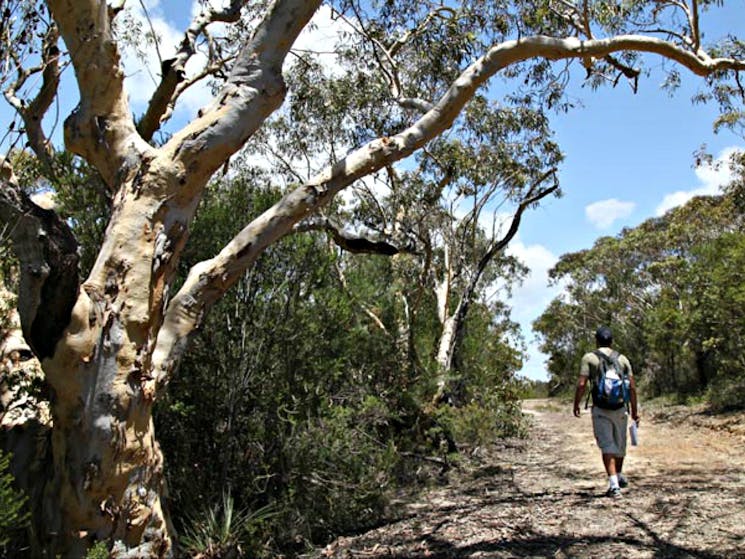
[618, 476, 628, 488]
[606, 486, 622, 499]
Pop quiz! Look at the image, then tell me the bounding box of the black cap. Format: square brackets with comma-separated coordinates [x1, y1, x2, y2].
[595, 326, 613, 347]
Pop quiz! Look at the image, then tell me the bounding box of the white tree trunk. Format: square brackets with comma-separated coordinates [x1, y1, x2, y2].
[435, 315, 458, 375]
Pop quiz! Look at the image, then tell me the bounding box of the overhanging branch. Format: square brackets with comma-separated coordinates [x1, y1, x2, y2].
[137, 0, 247, 141]
[294, 218, 406, 256]
[152, 31, 745, 390]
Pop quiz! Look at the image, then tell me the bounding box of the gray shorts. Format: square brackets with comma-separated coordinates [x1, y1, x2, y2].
[592, 406, 628, 456]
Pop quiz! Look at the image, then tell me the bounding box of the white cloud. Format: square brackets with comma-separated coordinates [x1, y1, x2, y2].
[505, 238, 560, 325]
[585, 198, 635, 230]
[289, 5, 345, 74]
[489, 237, 563, 381]
[118, 4, 198, 115]
[655, 146, 742, 216]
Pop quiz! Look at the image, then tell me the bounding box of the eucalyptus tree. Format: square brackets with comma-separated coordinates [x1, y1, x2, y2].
[534, 193, 744, 396]
[534, 230, 666, 392]
[683, 230, 745, 408]
[324, 99, 562, 402]
[1, 0, 744, 556]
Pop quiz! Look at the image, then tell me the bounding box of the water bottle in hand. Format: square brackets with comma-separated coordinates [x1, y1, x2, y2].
[629, 420, 639, 446]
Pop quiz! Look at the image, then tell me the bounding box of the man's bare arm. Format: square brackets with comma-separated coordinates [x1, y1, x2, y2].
[573, 375, 588, 417]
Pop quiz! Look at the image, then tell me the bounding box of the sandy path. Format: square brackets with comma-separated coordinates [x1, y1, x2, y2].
[320, 399, 745, 558]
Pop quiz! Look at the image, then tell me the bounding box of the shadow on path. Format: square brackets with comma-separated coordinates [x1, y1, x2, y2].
[319, 400, 745, 559]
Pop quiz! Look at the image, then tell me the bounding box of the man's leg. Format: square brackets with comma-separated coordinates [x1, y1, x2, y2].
[615, 409, 628, 487]
[603, 453, 621, 492]
[616, 456, 628, 487]
[593, 410, 622, 497]
[602, 453, 618, 476]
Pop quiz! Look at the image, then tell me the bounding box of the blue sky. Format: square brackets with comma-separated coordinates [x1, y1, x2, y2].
[2, 1, 742, 381]
[507, 75, 742, 380]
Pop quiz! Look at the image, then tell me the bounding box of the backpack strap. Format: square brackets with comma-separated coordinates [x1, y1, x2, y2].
[594, 349, 616, 366]
[585, 350, 606, 409]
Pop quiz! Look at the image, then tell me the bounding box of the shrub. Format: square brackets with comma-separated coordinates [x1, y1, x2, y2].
[85, 541, 109, 559]
[707, 375, 745, 412]
[180, 491, 277, 558]
[434, 398, 527, 449]
[0, 450, 28, 552]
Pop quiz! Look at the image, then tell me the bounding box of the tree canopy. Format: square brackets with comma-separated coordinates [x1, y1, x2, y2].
[534, 162, 745, 409]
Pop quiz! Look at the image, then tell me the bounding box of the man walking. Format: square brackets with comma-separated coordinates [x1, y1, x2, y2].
[573, 326, 639, 498]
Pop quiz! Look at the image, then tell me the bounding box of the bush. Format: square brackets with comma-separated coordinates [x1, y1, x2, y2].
[271, 402, 400, 548]
[0, 450, 28, 553]
[434, 397, 527, 449]
[516, 378, 550, 399]
[707, 375, 745, 412]
[180, 491, 277, 558]
[85, 541, 109, 559]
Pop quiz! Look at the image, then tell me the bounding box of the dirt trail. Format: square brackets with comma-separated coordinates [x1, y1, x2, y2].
[320, 399, 745, 558]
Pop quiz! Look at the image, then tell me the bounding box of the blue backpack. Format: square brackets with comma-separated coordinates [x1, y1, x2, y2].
[590, 350, 630, 410]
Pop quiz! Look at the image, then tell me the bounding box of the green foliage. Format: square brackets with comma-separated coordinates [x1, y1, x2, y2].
[707, 375, 745, 412]
[534, 187, 745, 409]
[10, 150, 111, 276]
[517, 378, 550, 399]
[2, 1, 744, 556]
[156, 176, 405, 553]
[686, 231, 745, 409]
[180, 492, 277, 558]
[155, 169, 529, 555]
[0, 450, 28, 551]
[274, 403, 400, 544]
[435, 398, 526, 448]
[84, 541, 110, 559]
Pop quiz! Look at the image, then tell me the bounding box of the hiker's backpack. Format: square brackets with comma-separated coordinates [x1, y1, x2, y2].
[589, 350, 630, 410]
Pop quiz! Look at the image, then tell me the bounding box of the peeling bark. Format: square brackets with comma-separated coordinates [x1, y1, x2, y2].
[0, 169, 80, 360]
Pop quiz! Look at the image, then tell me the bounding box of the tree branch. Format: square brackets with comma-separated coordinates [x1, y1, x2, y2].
[137, 0, 247, 141]
[397, 97, 435, 113]
[478, 169, 559, 276]
[2, 25, 62, 176]
[294, 218, 405, 256]
[151, 32, 745, 390]
[162, 0, 323, 190]
[47, 0, 150, 188]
